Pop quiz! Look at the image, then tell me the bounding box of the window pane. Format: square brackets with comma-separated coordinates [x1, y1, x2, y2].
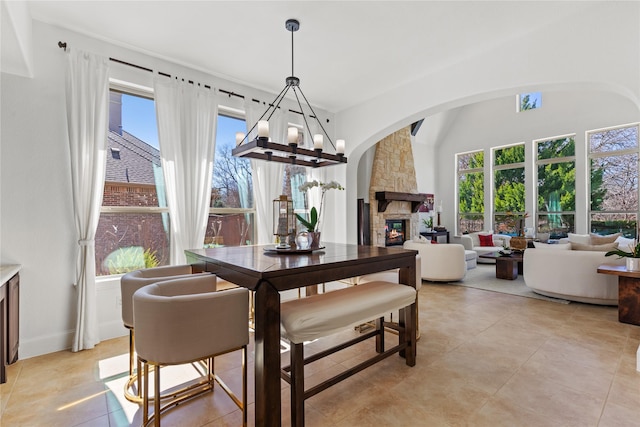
[537, 213, 574, 239]
[95, 212, 170, 275]
[283, 165, 308, 212]
[537, 162, 575, 212]
[458, 214, 484, 234]
[213, 115, 253, 209]
[590, 125, 639, 153]
[494, 167, 525, 212]
[494, 145, 525, 165]
[590, 153, 638, 212]
[590, 213, 637, 238]
[457, 151, 484, 170]
[537, 137, 575, 160]
[99, 90, 167, 276]
[204, 213, 254, 247]
[457, 150, 485, 234]
[519, 92, 541, 111]
[458, 172, 484, 214]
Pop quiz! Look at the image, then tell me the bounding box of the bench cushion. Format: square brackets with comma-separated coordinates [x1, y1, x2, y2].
[281, 281, 416, 344]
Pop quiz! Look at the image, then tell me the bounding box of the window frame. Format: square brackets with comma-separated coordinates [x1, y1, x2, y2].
[456, 149, 485, 234]
[533, 133, 576, 238]
[98, 84, 170, 276]
[492, 142, 526, 233]
[587, 122, 640, 236]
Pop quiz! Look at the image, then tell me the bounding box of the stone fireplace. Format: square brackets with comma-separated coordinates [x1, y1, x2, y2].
[369, 127, 420, 247]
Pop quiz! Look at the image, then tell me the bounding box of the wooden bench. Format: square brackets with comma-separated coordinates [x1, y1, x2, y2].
[280, 280, 417, 426]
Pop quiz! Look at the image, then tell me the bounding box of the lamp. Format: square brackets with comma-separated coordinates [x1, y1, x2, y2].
[273, 195, 294, 249]
[232, 19, 347, 168]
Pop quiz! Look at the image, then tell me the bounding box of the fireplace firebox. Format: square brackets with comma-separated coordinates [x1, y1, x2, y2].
[385, 219, 407, 246]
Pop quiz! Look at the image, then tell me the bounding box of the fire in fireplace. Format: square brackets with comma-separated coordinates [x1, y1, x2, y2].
[385, 219, 407, 246]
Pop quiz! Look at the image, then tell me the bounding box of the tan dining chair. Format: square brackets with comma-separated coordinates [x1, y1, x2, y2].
[133, 274, 249, 426]
[120, 265, 209, 402]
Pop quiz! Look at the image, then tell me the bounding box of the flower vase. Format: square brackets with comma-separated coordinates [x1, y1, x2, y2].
[308, 232, 321, 250]
[626, 258, 640, 271]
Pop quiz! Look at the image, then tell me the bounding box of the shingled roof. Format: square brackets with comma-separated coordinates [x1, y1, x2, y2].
[106, 130, 160, 185]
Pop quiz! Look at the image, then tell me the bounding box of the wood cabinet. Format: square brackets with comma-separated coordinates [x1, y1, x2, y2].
[1, 271, 19, 383]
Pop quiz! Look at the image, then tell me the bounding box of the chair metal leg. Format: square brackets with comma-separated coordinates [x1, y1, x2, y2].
[143, 361, 149, 425]
[154, 363, 161, 427]
[242, 347, 248, 427]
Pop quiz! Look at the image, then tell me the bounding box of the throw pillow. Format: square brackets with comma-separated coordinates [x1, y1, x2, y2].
[478, 234, 494, 247]
[532, 242, 571, 250]
[616, 236, 636, 251]
[568, 233, 591, 245]
[570, 242, 619, 252]
[430, 239, 438, 244]
[590, 233, 621, 245]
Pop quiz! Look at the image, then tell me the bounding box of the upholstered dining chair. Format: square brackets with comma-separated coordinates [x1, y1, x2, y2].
[120, 265, 209, 402]
[133, 274, 249, 427]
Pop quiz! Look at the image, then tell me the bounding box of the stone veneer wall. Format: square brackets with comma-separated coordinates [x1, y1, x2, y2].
[369, 127, 419, 246]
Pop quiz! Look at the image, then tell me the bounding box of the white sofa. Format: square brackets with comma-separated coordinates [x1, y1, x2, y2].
[402, 241, 467, 282]
[452, 232, 512, 263]
[523, 247, 624, 305]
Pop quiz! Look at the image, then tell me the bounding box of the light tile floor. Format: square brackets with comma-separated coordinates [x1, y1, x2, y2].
[2, 278, 640, 426]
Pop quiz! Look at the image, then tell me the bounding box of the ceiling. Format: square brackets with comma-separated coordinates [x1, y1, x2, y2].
[19, 1, 601, 112]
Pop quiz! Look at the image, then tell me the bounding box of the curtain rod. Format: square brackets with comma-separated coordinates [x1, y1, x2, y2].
[58, 40, 316, 118]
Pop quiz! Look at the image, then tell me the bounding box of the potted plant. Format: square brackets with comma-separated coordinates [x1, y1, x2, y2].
[422, 216, 433, 232]
[605, 239, 640, 271]
[295, 180, 344, 249]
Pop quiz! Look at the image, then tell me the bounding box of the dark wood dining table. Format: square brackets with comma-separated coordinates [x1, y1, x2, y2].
[185, 242, 418, 426]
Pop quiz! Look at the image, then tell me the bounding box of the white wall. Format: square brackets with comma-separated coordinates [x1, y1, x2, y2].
[0, 21, 335, 358]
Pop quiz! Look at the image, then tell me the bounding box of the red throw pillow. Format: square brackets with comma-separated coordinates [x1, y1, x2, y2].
[430, 239, 438, 244]
[478, 234, 494, 247]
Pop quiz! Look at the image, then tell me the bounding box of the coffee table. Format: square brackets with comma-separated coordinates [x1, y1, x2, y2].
[478, 251, 524, 280]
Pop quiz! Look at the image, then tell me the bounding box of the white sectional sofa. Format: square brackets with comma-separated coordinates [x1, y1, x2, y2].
[452, 232, 512, 263]
[523, 246, 624, 305]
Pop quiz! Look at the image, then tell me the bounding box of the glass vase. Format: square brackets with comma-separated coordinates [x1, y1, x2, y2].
[296, 231, 313, 250]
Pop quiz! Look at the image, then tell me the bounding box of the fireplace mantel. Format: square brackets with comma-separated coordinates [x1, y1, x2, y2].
[375, 191, 429, 213]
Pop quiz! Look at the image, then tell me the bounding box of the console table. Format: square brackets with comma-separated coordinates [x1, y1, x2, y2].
[420, 230, 450, 243]
[596, 264, 640, 325]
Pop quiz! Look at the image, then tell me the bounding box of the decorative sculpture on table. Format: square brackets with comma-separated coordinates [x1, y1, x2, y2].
[273, 195, 294, 249]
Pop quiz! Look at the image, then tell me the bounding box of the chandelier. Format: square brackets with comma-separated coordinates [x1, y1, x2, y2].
[232, 19, 347, 168]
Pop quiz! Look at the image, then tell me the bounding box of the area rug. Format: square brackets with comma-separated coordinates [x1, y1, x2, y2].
[448, 264, 571, 304]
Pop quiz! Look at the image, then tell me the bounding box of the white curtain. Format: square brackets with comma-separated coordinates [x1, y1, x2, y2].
[154, 77, 218, 264]
[65, 49, 110, 352]
[247, 101, 285, 244]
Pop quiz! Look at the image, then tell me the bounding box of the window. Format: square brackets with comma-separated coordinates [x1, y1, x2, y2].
[493, 144, 525, 234]
[456, 150, 484, 233]
[282, 124, 309, 225]
[588, 124, 640, 236]
[96, 90, 170, 276]
[535, 135, 576, 238]
[517, 92, 541, 112]
[206, 113, 255, 247]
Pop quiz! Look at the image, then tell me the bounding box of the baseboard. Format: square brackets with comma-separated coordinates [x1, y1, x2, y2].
[18, 322, 127, 360]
